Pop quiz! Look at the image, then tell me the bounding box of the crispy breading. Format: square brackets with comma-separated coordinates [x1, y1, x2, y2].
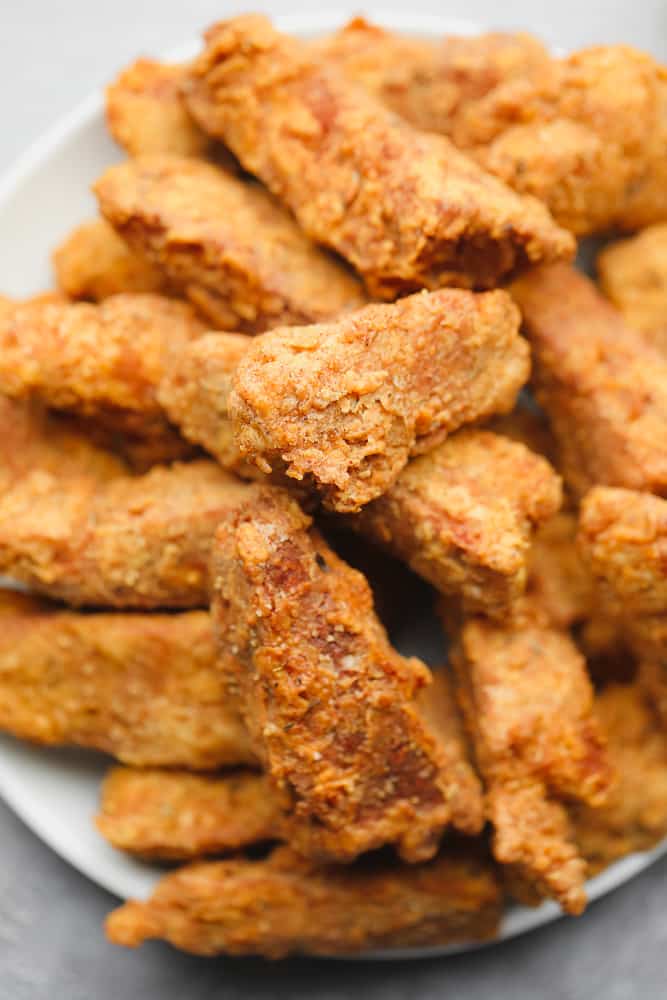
[97, 768, 283, 858]
[230, 289, 530, 513]
[0, 459, 259, 607]
[639, 661, 667, 730]
[346, 429, 562, 618]
[527, 512, 595, 630]
[0, 591, 254, 768]
[511, 264, 667, 498]
[449, 614, 613, 914]
[571, 685, 667, 873]
[106, 844, 501, 957]
[95, 156, 366, 332]
[183, 15, 574, 298]
[597, 224, 667, 354]
[211, 488, 484, 863]
[53, 219, 168, 301]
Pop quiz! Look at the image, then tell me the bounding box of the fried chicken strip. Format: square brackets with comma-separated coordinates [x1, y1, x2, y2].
[183, 15, 573, 298]
[212, 488, 484, 863]
[449, 613, 613, 914]
[511, 264, 667, 498]
[347, 429, 561, 618]
[230, 288, 529, 512]
[0, 591, 254, 768]
[597, 224, 667, 354]
[95, 156, 366, 333]
[0, 459, 259, 607]
[107, 844, 501, 957]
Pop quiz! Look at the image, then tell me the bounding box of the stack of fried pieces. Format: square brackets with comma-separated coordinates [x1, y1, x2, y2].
[2, 14, 667, 959]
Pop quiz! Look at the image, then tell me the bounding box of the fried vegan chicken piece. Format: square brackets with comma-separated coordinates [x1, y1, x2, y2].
[597, 224, 667, 354]
[511, 264, 667, 498]
[107, 844, 501, 957]
[0, 591, 254, 768]
[53, 219, 168, 301]
[0, 459, 258, 608]
[212, 488, 484, 863]
[347, 429, 562, 619]
[95, 156, 366, 333]
[570, 684, 667, 874]
[449, 613, 613, 914]
[183, 15, 574, 298]
[97, 768, 283, 858]
[230, 289, 529, 512]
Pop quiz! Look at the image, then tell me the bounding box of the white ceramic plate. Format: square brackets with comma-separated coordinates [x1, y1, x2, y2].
[0, 6, 665, 960]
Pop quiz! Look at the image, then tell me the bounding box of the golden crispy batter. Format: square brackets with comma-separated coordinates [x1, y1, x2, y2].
[0, 293, 205, 458]
[97, 768, 283, 858]
[511, 265, 667, 498]
[0, 459, 259, 608]
[314, 19, 549, 138]
[183, 15, 574, 298]
[597, 224, 667, 353]
[571, 685, 667, 873]
[230, 289, 529, 513]
[95, 156, 366, 332]
[0, 591, 254, 768]
[212, 488, 484, 863]
[346, 429, 561, 619]
[526, 512, 596, 630]
[107, 844, 501, 957]
[53, 219, 168, 301]
[449, 614, 614, 914]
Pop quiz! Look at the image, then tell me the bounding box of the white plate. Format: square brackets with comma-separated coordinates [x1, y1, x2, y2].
[0, 5, 666, 960]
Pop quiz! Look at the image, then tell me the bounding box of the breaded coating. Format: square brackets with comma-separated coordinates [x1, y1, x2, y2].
[571, 685, 667, 874]
[0, 591, 254, 768]
[579, 487, 667, 618]
[597, 224, 667, 354]
[53, 219, 168, 301]
[639, 661, 667, 730]
[183, 15, 574, 298]
[346, 429, 562, 618]
[0, 459, 259, 608]
[0, 293, 205, 456]
[97, 768, 284, 858]
[95, 156, 366, 333]
[511, 265, 667, 498]
[527, 512, 595, 630]
[106, 58, 211, 158]
[230, 289, 530, 513]
[449, 614, 613, 914]
[212, 489, 484, 863]
[107, 844, 501, 957]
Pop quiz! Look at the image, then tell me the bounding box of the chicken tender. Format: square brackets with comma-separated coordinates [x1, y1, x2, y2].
[230, 289, 530, 512]
[347, 429, 562, 618]
[0, 459, 259, 607]
[0, 592, 254, 768]
[95, 156, 366, 333]
[97, 768, 283, 858]
[449, 614, 613, 914]
[107, 844, 501, 957]
[183, 15, 574, 298]
[597, 224, 667, 353]
[53, 219, 168, 301]
[511, 265, 667, 498]
[212, 488, 484, 863]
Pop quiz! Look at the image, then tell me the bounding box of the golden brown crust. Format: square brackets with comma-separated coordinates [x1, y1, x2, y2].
[0, 592, 254, 768]
[230, 289, 529, 512]
[526, 512, 596, 630]
[511, 265, 667, 498]
[211, 488, 484, 863]
[95, 156, 366, 332]
[597, 224, 667, 354]
[347, 429, 562, 618]
[106, 844, 501, 957]
[53, 219, 168, 301]
[0, 459, 259, 608]
[449, 614, 614, 914]
[183, 15, 573, 298]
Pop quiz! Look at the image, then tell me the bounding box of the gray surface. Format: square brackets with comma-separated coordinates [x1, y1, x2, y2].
[2, 1, 667, 997]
